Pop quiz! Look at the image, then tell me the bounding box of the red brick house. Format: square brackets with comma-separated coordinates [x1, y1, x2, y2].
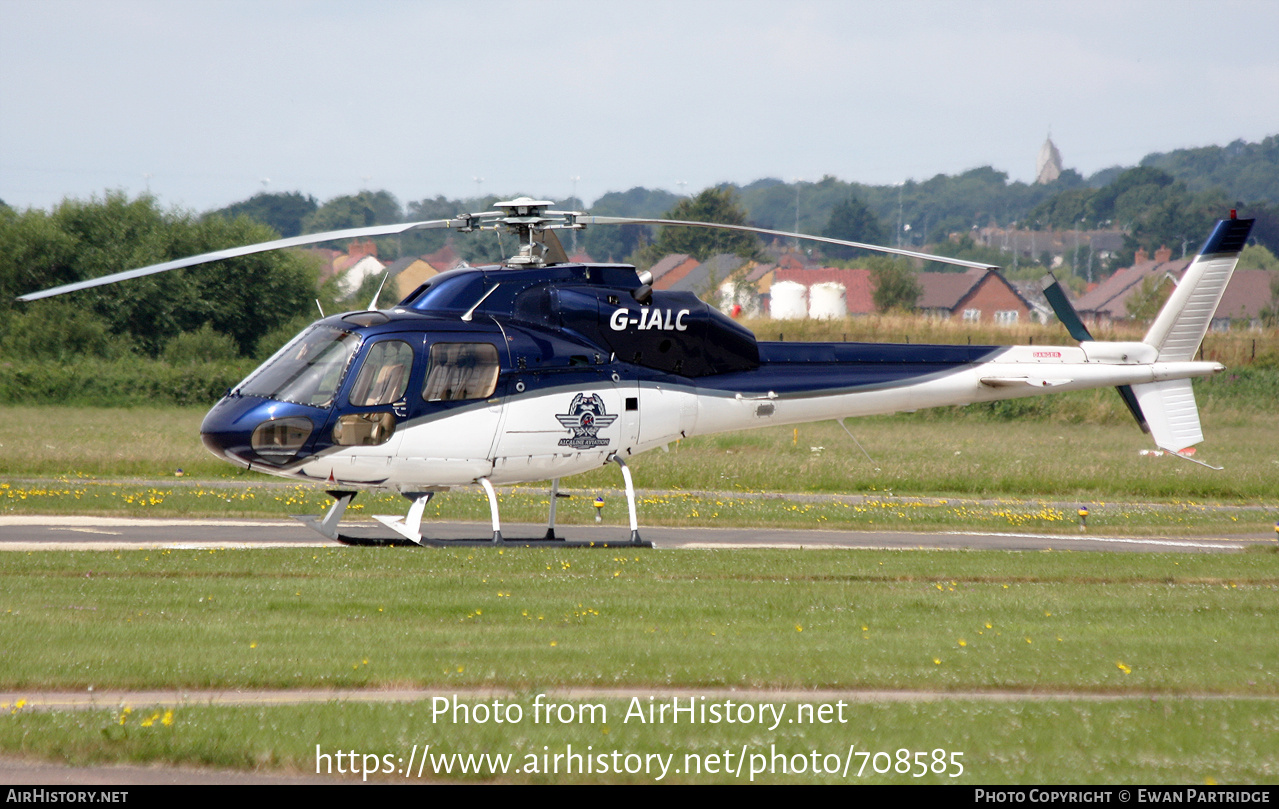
[916, 268, 1034, 324]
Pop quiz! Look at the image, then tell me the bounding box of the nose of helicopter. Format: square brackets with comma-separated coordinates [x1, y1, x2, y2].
[201, 395, 319, 468]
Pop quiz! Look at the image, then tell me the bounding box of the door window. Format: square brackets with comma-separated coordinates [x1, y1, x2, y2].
[348, 340, 413, 406]
[422, 343, 500, 402]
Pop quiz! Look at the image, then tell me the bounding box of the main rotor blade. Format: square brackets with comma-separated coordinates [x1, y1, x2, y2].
[577, 216, 999, 272]
[17, 218, 462, 302]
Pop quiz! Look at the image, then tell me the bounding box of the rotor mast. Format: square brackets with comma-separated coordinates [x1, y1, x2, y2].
[472, 197, 582, 267]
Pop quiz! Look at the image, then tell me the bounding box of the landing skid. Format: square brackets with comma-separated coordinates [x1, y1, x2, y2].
[291, 478, 653, 548]
[331, 532, 420, 548]
[334, 534, 649, 548]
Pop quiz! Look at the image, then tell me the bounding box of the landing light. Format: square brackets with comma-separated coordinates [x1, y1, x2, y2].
[251, 417, 313, 462]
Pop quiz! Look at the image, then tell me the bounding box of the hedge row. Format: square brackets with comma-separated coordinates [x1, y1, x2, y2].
[0, 358, 258, 407]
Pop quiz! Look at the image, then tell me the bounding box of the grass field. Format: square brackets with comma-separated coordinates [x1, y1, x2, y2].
[1, 548, 1278, 783]
[5, 549, 1278, 692]
[3, 699, 1275, 784]
[2, 397, 1277, 783]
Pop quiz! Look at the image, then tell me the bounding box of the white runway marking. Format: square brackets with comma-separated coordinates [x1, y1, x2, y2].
[940, 530, 1246, 550]
[0, 516, 297, 528]
[50, 527, 123, 535]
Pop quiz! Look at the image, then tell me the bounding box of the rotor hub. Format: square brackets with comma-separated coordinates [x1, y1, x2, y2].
[476, 197, 582, 266]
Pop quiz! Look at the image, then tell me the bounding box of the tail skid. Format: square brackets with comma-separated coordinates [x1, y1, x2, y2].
[1130, 378, 1210, 460]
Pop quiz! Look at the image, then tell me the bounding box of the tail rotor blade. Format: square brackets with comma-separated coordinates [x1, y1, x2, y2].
[1040, 273, 1149, 434]
[1115, 383, 1151, 435]
[1040, 273, 1093, 342]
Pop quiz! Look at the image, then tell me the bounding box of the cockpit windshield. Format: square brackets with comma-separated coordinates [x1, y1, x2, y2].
[238, 325, 361, 407]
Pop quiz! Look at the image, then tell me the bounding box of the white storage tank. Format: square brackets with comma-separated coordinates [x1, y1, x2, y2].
[809, 282, 847, 319]
[770, 280, 808, 320]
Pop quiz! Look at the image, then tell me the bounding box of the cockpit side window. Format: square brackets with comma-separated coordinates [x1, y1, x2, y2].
[422, 343, 500, 402]
[239, 325, 360, 408]
[347, 340, 414, 407]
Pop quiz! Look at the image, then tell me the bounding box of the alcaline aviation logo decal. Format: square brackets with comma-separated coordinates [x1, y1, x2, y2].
[555, 393, 617, 449]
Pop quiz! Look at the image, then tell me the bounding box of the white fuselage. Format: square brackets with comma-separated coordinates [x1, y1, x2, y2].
[288, 342, 1221, 490]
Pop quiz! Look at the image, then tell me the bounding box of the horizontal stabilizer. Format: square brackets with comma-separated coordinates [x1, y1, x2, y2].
[1131, 378, 1204, 453]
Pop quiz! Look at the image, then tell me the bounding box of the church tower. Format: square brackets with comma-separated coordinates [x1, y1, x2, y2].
[1035, 135, 1063, 184]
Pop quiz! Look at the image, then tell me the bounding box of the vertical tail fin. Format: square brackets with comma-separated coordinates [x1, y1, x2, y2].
[1130, 214, 1253, 459]
[1143, 216, 1253, 361]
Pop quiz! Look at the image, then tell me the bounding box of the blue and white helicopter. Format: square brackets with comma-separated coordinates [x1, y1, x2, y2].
[20, 199, 1254, 547]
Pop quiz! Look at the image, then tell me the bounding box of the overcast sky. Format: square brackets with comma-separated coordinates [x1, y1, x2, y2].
[3, 0, 1277, 215]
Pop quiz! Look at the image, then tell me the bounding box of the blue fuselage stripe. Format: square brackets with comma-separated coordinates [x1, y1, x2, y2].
[692, 341, 1006, 396]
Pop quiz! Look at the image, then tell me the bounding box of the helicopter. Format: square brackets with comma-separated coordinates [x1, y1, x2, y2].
[19, 198, 1255, 547]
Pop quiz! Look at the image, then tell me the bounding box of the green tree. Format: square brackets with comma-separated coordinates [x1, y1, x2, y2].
[304, 190, 405, 260]
[581, 186, 680, 262]
[636, 187, 761, 265]
[1125, 274, 1174, 320]
[162, 322, 241, 364]
[925, 234, 1014, 274]
[1027, 187, 1094, 230]
[0, 301, 134, 362]
[821, 195, 887, 258]
[1088, 166, 1175, 225]
[400, 195, 506, 265]
[1, 192, 321, 358]
[209, 191, 317, 238]
[867, 256, 920, 313]
[304, 190, 402, 232]
[1239, 244, 1279, 271]
[1142, 136, 1279, 205]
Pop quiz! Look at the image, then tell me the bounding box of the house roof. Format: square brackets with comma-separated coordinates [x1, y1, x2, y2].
[1075, 257, 1191, 319]
[391, 258, 439, 299]
[649, 254, 693, 282]
[916, 268, 987, 310]
[1215, 269, 1276, 321]
[384, 256, 420, 277]
[669, 254, 745, 295]
[916, 267, 1035, 314]
[421, 243, 466, 271]
[337, 255, 387, 297]
[776, 252, 819, 270]
[652, 257, 701, 291]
